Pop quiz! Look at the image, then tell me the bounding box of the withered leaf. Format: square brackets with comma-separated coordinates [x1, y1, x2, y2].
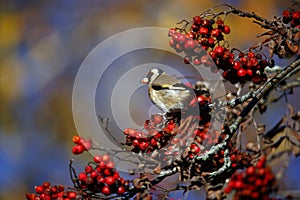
[264, 125, 300, 157]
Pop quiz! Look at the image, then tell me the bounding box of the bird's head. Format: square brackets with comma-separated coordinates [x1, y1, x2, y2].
[140, 68, 164, 85]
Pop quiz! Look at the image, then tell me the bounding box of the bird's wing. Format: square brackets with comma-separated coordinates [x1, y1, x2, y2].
[151, 74, 191, 91]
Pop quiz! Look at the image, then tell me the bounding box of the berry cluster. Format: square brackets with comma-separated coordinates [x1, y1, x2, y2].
[168, 16, 275, 84]
[218, 51, 272, 84]
[168, 16, 230, 67]
[124, 116, 176, 153]
[187, 121, 215, 158]
[282, 8, 300, 27]
[26, 182, 77, 200]
[77, 154, 129, 196]
[224, 156, 277, 200]
[71, 136, 92, 155]
[229, 148, 252, 169]
[189, 92, 211, 122]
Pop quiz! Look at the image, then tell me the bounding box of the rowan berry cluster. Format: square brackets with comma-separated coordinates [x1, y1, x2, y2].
[76, 154, 129, 197]
[219, 51, 272, 84]
[224, 156, 277, 199]
[123, 116, 176, 153]
[26, 182, 77, 200]
[168, 15, 276, 84]
[71, 136, 92, 155]
[282, 8, 300, 27]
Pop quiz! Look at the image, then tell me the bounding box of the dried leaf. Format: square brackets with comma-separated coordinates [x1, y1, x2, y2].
[264, 126, 300, 157]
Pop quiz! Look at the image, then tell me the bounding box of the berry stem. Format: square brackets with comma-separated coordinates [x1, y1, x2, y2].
[229, 58, 300, 135]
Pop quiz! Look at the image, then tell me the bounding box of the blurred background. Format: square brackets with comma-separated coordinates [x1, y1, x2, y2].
[0, 0, 297, 199]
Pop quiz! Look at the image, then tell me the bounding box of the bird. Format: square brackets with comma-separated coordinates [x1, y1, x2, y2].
[140, 68, 193, 113]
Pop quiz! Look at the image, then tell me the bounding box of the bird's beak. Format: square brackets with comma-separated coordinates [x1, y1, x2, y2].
[140, 77, 149, 84]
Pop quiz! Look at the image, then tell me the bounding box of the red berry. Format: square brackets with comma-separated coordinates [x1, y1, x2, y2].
[175, 43, 183, 53]
[86, 176, 94, 184]
[118, 177, 126, 186]
[26, 193, 36, 200]
[117, 186, 126, 195]
[153, 114, 163, 124]
[97, 176, 105, 184]
[211, 28, 220, 37]
[224, 186, 231, 193]
[234, 180, 244, 189]
[256, 156, 266, 168]
[255, 179, 263, 187]
[191, 24, 199, 32]
[282, 10, 290, 18]
[251, 192, 260, 199]
[237, 68, 246, 77]
[208, 37, 215, 47]
[35, 185, 44, 194]
[214, 46, 224, 57]
[184, 56, 191, 64]
[216, 18, 224, 26]
[150, 138, 158, 147]
[72, 136, 81, 144]
[93, 155, 102, 163]
[199, 37, 208, 45]
[132, 139, 139, 147]
[258, 168, 265, 176]
[186, 31, 195, 39]
[99, 161, 107, 170]
[85, 165, 93, 173]
[248, 57, 258, 67]
[190, 143, 200, 154]
[105, 176, 115, 185]
[193, 16, 202, 25]
[123, 128, 136, 135]
[50, 186, 57, 193]
[184, 39, 196, 50]
[230, 154, 236, 162]
[67, 191, 77, 199]
[169, 38, 176, 47]
[57, 185, 64, 192]
[246, 69, 253, 77]
[107, 161, 114, 169]
[72, 144, 84, 155]
[39, 194, 51, 200]
[176, 33, 186, 44]
[246, 166, 255, 176]
[248, 52, 255, 58]
[78, 172, 87, 182]
[102, 186, 111, 196]
[102, 154, 110, 163]
[113, 171, 120, 179]
[139, 141, 149, 151]
[231, 163, 237, 168]
[202, 19, 210, 27]
[292, 11, 300, 20]
[233, 61, 241, 70]
[104, 168, 112, 176]
[223, 25, 230, 34]
[90, 171, 98, 179]
[168, 28, 176, 37]
[252, 75, 262, 84]
[166, 121, 175, 131]
[42, 182, 51, 189]
[193, 57, 201, 65]
[199, 27, 209, 35]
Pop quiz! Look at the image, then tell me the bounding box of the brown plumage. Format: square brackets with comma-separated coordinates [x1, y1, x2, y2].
[141, 68, 192, 113]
